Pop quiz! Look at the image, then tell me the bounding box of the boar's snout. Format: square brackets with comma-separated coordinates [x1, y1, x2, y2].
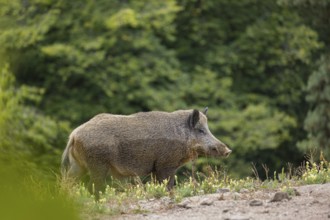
[216, 142, 232, 158]
[208, 141, 232, 158]
[223, 147, 232, 157]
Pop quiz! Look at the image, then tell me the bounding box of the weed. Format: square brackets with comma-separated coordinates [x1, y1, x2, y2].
[174, 176, 196, 201]
[145, 180, 168, 199]
[301, 161, 330, 184]
[281, 187, 299, 196]
[61, 154, 330, 217]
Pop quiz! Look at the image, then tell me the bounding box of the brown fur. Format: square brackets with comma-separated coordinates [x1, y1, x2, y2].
[61, 109, 231, 199]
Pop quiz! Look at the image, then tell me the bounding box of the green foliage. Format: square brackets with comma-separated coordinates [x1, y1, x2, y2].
[280, 0, 330, 170]
[2, 0, 330, 218]
[0, 151, 78, 220]
[0, 64, 70, 176]
[174, 0, 274, 69]
[0, 188, 78, 220]
[0, 0, 329, 178]
[0, 64, 22, 150]
[279, 0, 330, 50]
[172, 0, 321, 176]
[230, 11, 321, 107]
[215, 104, 297, 152]
[300, 56, 330, 157]
[0, 64, 78, 219]
[0, 0, 184, 123]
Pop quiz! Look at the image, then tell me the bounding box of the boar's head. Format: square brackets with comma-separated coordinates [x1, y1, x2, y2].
[189, 108, 232, 158]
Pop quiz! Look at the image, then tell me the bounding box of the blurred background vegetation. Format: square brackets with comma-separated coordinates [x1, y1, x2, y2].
[0, 0, 329, 217]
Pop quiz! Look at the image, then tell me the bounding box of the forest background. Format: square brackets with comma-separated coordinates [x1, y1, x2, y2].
[0, 0, 330, 190]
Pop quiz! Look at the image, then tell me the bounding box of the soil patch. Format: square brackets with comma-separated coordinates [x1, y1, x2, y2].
[98, 183, 330, 220]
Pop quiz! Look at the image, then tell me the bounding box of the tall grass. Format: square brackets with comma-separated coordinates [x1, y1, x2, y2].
[60, 155, 330, 217]
[0, 153, 79, 220]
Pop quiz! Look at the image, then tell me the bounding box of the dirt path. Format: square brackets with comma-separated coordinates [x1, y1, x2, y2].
[113, 183, 330, 220]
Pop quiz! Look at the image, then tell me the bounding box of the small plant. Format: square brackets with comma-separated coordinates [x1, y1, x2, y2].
[175, 176, 197, 201]
[262, 163, 270, 180]
[144, 179, 169, 199]
[60, 153, 330, 218]
[281, 186, 299, 196]
[301, 161, 330, 184]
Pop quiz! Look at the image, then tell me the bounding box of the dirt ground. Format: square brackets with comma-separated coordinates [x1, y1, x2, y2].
[110, 183, 330, 220]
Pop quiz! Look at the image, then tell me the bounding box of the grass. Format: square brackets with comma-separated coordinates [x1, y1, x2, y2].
[61, 155, 330, 217]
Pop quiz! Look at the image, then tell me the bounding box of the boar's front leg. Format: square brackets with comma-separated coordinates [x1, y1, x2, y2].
[88, 165, 108, 200]
[155, 167, 177, 190]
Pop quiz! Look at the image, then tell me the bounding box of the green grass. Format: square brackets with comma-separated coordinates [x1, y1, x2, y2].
[61, 157, 330, 217]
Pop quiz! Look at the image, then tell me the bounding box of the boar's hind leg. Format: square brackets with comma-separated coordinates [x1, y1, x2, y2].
[155, 168, 176, 190]
[88, 165, 108, 200]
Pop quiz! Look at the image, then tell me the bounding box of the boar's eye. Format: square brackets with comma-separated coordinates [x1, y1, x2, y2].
[198, 129, 206, 134]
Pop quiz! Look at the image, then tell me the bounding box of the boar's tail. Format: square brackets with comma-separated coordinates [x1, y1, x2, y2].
[61, 136, 73, 176]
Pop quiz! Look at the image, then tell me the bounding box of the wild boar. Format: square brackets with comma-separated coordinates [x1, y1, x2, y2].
[61, 108, 231, 198]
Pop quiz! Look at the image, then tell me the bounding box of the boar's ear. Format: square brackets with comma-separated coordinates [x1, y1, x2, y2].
[203, 107, 208, 116]
[189, 109, 200, 128]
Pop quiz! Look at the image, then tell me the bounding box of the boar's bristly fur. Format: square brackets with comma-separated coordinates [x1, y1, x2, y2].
[61, 109, 231, 199]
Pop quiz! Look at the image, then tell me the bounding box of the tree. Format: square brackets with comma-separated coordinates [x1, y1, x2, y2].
[173, 0, 321, 176]
[0, 0, 185, 124]
[0, 65, 77, 219]
[0, 64, 70, 176]
[0, 0, 327, 178]
[300, 56, 330, 157]
[280, 0, 330, 158]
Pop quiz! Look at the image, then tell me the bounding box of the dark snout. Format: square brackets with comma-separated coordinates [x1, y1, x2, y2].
[202, 128, 232, 158]
[223, 147, 232, 157]
[208, 142, 232, 157]
[218, 142, 232, 158]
